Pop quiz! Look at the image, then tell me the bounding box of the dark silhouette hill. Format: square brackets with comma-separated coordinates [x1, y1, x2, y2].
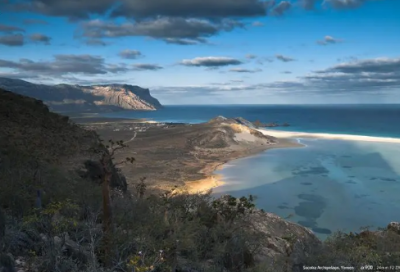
[0, 87, 127, 192]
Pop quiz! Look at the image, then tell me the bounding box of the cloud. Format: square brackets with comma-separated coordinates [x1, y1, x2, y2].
[132, 63, 163, 71]
[246, 54, 257, 59]
[267, 57, 400, 93]
[319, 57, 400, 74]
[229, 68, 262, 73]
[119, 49, 142, 59]
[252, 21, 264, 27]
[106, 63, 130, 73]
[256, 56, 274, 64]
[275, 54, 295, 62]
[300, 0, 319, 10]
[271, 1, 291, 16]
[0, 54, 132, 76]
[0, 34, 24, 46]
[151, 80, 307, 97]
[323, 0, 372, 9]
[168, 57, 400, 96]
[85, 39, 109, 46]
[298, 57, 400, 92]
[337, 56, 358, 63]
[3, 0, 378, 22]
[29, 33, 51, 44]
[163, 37, 207, 45]
[180, 57, 242, 67]
[79, 18, 242, 45]
[152, 85, 253, 95]
[317, 35, 342, 45]
[5, 0, 268, 20]
[5, 0, 115, 20]
[0, 24, 25, 33]
[23, 19, 49, 25]
[282, 71, 292, 74]
[111, 0, 268, 19]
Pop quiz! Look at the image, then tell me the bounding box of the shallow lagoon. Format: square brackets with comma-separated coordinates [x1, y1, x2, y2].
[213, 138, 400, 240]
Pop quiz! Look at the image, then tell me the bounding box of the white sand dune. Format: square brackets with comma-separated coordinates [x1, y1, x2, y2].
[258, 129, 400, 143]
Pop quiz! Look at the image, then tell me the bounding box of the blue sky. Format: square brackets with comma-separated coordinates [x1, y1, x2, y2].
[0, 0, 399, 104]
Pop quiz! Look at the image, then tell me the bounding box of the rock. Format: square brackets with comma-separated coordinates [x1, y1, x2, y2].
[53, 235, 63, 248]
[51, 234, 89, 268]
[0, 78, 162, 113]
[247, 210, 322, 272]
[387, 222, 400, 234]
[39, 233, 48, 242]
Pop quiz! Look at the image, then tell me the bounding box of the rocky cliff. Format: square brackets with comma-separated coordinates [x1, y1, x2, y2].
[0, 77, 162, 113]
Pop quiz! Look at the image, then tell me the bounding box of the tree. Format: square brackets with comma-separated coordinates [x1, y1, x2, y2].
[98, 138, 135, 267]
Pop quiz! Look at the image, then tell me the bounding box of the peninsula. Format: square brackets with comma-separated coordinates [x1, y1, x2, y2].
[75, 116, 301, 193]
[0, 77, 162, 113]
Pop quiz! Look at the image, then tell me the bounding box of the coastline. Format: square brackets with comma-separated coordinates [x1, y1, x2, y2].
[184, 137, 303, 194]
[258, 128, 400, 143]
[72, 115, 400, 196]
[74, 116, 302, 194]
[201, 128, 400, 195]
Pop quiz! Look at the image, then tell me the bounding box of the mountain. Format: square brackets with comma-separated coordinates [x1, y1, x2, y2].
[0, 77, 162, 113]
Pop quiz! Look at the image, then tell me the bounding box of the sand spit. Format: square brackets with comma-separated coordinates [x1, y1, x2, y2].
[258, 129, 400, 143]
[79, 116, 300, 194]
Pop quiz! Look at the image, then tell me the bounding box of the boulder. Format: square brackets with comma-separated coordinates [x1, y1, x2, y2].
[387, 222, 400, 235]
[248, 210, 322, 272]
[53, 233, 89, 267]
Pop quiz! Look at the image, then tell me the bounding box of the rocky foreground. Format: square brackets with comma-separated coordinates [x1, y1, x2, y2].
[1, 88, 400, 272]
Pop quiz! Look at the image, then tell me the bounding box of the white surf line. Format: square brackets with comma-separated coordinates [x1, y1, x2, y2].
[257, 129, 400, 144]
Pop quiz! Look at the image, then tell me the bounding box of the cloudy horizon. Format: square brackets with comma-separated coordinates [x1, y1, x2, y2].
[0, 0, 399, 104]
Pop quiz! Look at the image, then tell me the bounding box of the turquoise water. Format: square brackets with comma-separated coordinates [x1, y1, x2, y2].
[213, 139, 400, 239]
[102, 104, 400, 138]
[102, 105, 400, 239]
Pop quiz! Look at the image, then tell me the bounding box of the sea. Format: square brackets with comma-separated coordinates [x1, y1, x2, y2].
[101, 105, 400, 240]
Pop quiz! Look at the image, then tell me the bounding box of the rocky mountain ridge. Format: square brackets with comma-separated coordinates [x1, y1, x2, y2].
[0, 77, 162, 113]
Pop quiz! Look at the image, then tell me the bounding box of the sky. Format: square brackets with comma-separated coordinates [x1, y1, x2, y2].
[0, 0, 399, 105]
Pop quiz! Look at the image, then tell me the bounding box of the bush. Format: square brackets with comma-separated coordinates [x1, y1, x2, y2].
[304, 228, 400, 270]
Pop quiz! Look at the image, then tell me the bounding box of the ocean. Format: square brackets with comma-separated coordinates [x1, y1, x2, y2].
[101, 105, 400, 239]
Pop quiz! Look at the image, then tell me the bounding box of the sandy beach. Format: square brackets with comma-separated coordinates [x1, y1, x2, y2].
[75, 117, 301, 194]
[258, 129, 400, 143]
[77, 116, 400, 196]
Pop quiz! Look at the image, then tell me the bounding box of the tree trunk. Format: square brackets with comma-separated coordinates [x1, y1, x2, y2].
[101, 155, 113, 267]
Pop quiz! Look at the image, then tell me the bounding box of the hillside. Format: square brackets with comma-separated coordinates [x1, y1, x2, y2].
[0, 88, 318, 272]
[1, 89, 400, 272]
[0, 77, 162, 113]
[0, 86, 128, 196]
